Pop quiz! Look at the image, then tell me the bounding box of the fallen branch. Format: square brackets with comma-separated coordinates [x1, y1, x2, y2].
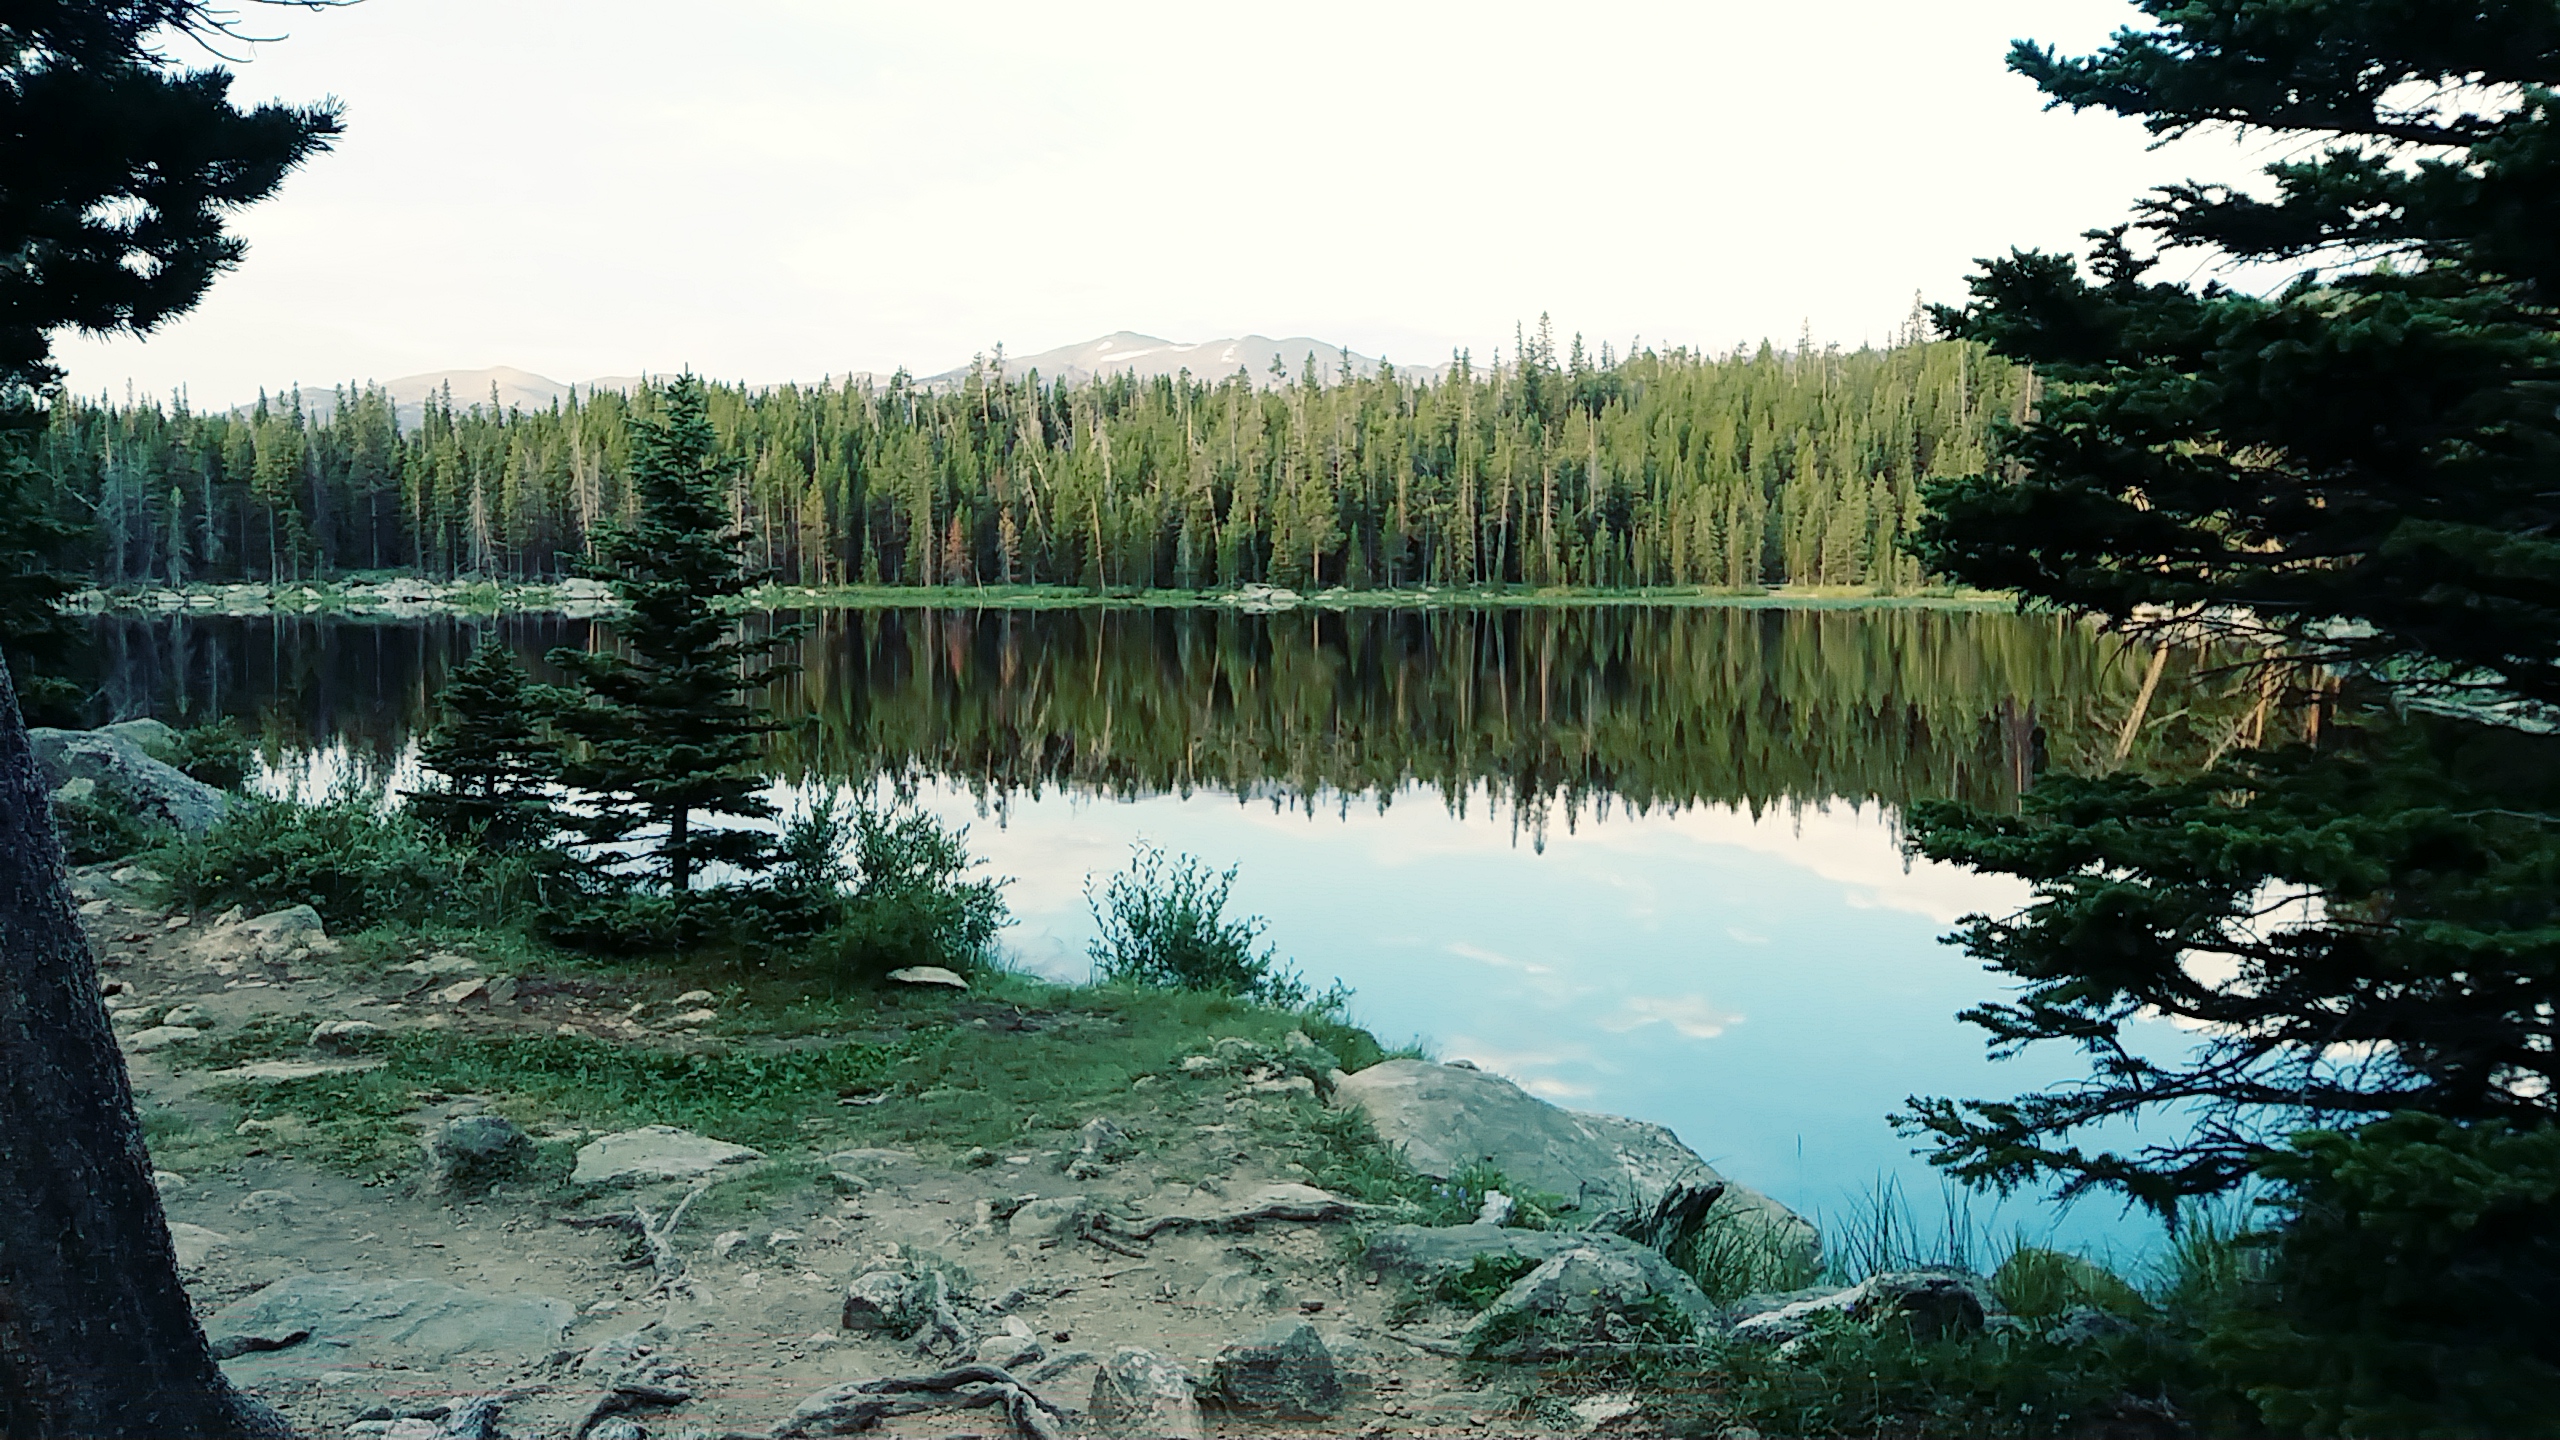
[561, 1181, 714, 1299]
[773, 1364, 1067, 1440]
[571, 1381, 695, 1440]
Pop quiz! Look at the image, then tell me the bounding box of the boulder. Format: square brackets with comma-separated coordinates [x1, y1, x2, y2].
[29, 726, 229, 833]
[1206, 1320, 1343, 1417]
[1089, 1347, 1203, 1440]
[99, 717, 181, 753]
[1192, 1270, 1285, 1309]
[167, 1221, 232, 1270]
[570, 1125, 763, 1186]
[197, 905, 332, 965]
[887, 965, 969, 989]
[123, 1024, 202, 1053]
[840, 1269, 922, 1333]
[1460, 1245, 1714, 1355]
[1729, 1269, 1999, 1345]
[425, 1113, 534, 1193]
[205, 1275, 572, 1385]
[1360, 1222, 1711, 1310]
[1332, 1059, 1815, 1262]
[309, 1019, 384, 1053]
[1009, 1195, 1093, 1240]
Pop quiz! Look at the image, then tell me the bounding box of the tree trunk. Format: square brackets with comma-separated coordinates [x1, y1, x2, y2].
[0, 660, 284, 1436]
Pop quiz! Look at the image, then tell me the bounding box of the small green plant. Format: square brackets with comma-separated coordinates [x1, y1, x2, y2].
[161, 720, 255, 789]
[51, 778, 170, 863]
[1992, 1245, 2149, 1322]
[1437, 1253, 1541, 1311]
[769, 796, 1009, 984]
[155, 789, 486, 930]
[1086, 842, 1329, 1007]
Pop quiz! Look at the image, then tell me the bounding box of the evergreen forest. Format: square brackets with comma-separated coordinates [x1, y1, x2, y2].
[41, 330, 2025, 594]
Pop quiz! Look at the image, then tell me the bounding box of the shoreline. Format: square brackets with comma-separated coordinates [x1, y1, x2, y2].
[74, 577, 2020, 620]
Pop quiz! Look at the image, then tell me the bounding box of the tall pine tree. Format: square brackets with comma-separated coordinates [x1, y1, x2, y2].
[547, 376, 799, 904]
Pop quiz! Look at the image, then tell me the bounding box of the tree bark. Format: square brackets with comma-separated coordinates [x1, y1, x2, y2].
[0, 660, 284, 1435]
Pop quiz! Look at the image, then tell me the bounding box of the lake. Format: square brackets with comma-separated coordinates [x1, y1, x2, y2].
[91, 602, 2228, 1261]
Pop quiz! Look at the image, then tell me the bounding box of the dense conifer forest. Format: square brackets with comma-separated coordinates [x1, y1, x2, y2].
[42, 329, 2026, 593]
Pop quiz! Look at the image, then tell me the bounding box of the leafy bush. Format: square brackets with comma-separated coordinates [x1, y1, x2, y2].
[1086, 842, 1327, 1007]
[51, 778, 170, 863]
[156, 792, 475, 931]
[770, 797, 1008, 983]
[2208, 1113, 2560, 1438]
[161, 720, 255, 789]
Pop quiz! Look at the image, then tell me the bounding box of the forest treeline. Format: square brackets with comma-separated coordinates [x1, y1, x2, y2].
[44, 331, 2028, 594]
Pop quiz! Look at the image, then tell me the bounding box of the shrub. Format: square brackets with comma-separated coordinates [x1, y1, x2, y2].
[157, 792, 473, 931]
[1086, 842, 1327, 1007]
[161, 720, 255, 789]
[768, 797, 1008, 984]
[2208, 1113, 2560, 1438]
[51, 777, 170, 864]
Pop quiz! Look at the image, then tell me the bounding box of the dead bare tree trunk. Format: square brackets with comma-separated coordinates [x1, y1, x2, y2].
[0, 660, 285, 1436]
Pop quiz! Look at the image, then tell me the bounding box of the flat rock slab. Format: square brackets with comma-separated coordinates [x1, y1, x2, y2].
[887, 965, 969, 989]
[572, 1125, 764, 1186]
[208, 1274, 572, 1384]
[210, 1059, 383, 1083]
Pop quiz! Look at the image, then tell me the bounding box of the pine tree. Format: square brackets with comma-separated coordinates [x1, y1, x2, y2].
[1901, 0, 2560, 1211]
[547, 375, 800, 903]
[409, 638, 556, 851]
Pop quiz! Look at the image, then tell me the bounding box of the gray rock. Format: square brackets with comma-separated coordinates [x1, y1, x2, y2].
[1207, 1320, 1343, 1417]
[886, 965, 969, 989]
[207, 905, 332, 964]
[1077, 1116, 1130, 1162]
[166, 1221, 232, 1269]
[206, 1275, 572, 1384]
[586, 1421, 643, 1440]
[1089, 1347, 1203, 1440]
[1460, 1245, 1714, 1355]
[309, 1019, 384, 1053]
[1008, 1195, 1092, 1240]
[426, 1113, 533, 1193]
[570, 1126, 763, 1186]
[840, 1269, 920, 1332]
[1192, 1270, 1284, 1308]
[1361, 1222, 1710, 1310]
[160, 1002, 211, 1029]
[1332, 1059, 1816, 1262]
[123, 1024, 202, 1053]
[100, 717, 181, 753]
[1729, 1269, 1998, 1345]
[2043, 1304, 2139, 1346]
[29, 726, 230, 833]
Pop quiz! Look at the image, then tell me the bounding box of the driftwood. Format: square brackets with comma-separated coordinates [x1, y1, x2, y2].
[571, 1378, 694, 1440]
[561, 1181, 713, 1299]
[771, 1363, 1068, 1440]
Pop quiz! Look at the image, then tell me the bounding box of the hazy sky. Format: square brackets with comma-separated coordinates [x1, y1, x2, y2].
[57, 0, 2252, 408]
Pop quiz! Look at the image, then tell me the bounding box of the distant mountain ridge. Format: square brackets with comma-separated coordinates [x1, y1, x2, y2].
[252, 333, 1438, 430]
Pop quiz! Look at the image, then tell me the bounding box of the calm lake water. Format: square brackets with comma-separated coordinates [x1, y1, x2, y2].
[92, 603, 2221, 1260]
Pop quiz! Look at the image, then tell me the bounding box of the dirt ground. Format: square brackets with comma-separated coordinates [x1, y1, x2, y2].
[75, 866, 1625, 1440]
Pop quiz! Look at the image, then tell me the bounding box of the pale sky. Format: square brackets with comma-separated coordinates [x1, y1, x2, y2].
[58, 0, 2251, 409]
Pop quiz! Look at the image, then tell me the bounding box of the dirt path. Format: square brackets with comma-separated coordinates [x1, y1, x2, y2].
[78, 868, 1588, 1439]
